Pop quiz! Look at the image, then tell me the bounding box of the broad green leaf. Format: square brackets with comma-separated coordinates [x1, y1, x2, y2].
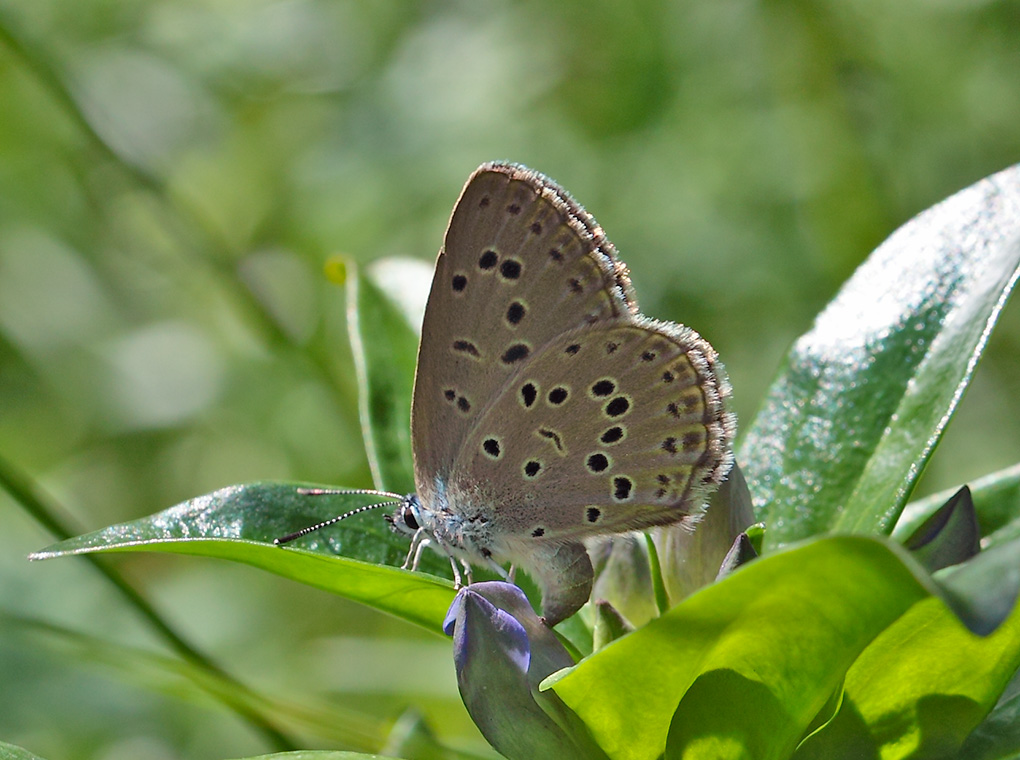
[794, 537, 1020, 759]
[894, 462, 1020, 543]
[547, 535, 1006, 760]
[30, 482, 456, 633]
[741, 165, 1020, 549]
[348, 261, 420, 494]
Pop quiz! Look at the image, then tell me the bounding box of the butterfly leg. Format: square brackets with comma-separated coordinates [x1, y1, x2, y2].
[402, 528, 430, 571]
[482, 559, 511, 581]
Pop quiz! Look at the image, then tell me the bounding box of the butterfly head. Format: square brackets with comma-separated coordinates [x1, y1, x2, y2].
[385, 494, 424, 538]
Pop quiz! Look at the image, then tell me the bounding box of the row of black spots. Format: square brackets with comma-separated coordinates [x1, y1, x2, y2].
[443, 388, 472, 413]
[661, 431, 706, 457]
[664, 360, 695, 386]
[666, 389, 704, 419]
[477, 249, 523, 281]
[654, 473, 673, 501]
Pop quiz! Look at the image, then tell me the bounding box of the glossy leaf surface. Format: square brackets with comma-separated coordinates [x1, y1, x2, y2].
[31, 482, 456, 633]
[741, 165, 1020, 548]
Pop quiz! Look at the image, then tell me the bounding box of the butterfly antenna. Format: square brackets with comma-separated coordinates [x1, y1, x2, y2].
[275, 488, 404, 545]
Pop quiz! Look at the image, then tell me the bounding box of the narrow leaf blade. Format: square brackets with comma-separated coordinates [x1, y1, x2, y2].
[30, 483, 456, 633]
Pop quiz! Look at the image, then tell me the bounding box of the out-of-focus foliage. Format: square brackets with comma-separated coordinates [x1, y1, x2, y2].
[1, 1, 1019, 758]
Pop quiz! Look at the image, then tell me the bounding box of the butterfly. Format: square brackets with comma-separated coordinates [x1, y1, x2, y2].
[279, 162, 735, 625]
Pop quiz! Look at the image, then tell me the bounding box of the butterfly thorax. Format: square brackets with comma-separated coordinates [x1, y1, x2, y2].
[390, 482, 504, 568]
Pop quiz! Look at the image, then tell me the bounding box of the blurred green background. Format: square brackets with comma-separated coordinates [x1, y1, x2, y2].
[1, 0, 1019, 757]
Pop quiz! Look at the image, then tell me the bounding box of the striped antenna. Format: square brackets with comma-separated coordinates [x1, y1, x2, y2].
[274, 488, 404, 546]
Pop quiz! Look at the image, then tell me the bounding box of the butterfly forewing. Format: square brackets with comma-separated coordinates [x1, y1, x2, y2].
[412, 164, 637, 495]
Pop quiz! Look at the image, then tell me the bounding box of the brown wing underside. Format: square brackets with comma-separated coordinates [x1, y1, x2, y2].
[450, 320, 732, 539]
[411, 163, 635, 494]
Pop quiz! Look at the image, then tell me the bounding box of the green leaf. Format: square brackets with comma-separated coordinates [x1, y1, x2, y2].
[794, 594, 1020, 760]
[958, 665, 1020, 760]
[30, 482, 456, 633]
[348, 260, 421, 494]
[547, 535, 1013, 760]
[740, 165, 1020, 549]
[0, 741, 48, 760]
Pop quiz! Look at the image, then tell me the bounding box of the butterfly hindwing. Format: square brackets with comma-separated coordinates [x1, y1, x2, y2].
[450, 320, 732, 542]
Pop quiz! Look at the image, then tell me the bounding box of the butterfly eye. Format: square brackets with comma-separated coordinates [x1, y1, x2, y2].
[401, 508, 420, 531]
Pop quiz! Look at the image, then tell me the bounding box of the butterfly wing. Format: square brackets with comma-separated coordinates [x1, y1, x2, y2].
[409, 162, 734, 624]
[411, 163, 636, 500]
[450, 318, 733, 548]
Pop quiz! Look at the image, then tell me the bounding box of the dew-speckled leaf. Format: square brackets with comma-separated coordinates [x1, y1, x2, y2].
[30, 482, 455, 632]
[348, 260, 421, 494]
[741, 165, 1020, 549]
